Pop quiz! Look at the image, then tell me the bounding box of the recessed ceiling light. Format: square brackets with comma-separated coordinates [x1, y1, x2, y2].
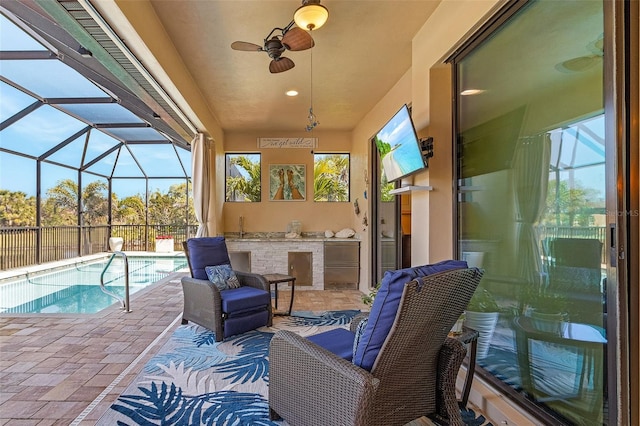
[460, 89, 485, 96]
[286, 90, 299, 97]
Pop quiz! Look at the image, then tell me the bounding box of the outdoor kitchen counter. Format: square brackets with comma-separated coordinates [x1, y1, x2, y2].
[224, 233, 359, 242]
[224, 234, 361, 290]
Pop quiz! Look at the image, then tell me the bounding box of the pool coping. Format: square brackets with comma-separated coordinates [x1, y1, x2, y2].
[0, 251, 186, 282]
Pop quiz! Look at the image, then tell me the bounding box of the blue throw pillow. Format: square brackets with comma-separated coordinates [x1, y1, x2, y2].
[352, 317, 368, 359]
[352, 260, 468, 371]
[205, 264, 241, 291]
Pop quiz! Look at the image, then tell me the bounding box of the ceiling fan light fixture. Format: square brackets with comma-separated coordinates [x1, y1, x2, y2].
[294, 0, 329, 31]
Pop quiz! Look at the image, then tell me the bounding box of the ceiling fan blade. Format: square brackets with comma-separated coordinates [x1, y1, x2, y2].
[269, 57, 295, 73]
[557, 55, 601, 73]
[282, 27, 315, 51]
[231, 41, 263, 51]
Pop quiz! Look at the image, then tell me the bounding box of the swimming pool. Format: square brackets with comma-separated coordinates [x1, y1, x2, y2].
[0, 255, 188, 314]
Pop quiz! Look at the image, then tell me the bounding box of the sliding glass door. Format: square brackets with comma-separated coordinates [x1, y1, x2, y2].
[454, 0, 608, 423]
[371, 137, 400, 285]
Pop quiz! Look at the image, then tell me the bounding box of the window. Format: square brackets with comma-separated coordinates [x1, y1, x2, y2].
[225, 154, 261, 202]
[313, 153, 349, 201]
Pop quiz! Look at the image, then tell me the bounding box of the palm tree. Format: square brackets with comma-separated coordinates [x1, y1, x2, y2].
[380, 171, 395, 202]
[41, 179, 109, 226]
[42, 179, 79, 225]
[313, 154, 349, 201]
[226, 155, 261, 201]
[82, 181, 109, 225]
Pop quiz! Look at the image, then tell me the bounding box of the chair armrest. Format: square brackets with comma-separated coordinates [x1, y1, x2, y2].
[269, 330, 379, 426]
[350, 312, 370, 333]
[181, 276, 222, 300]
[180, 276, 223, 337]
[433, 337, 466, 425]
[235, 271, 269, 292]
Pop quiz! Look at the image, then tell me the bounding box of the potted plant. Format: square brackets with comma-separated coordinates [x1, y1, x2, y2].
[361, 282, 381, 308]
[524, 287, 568, 333]
[464, 288, 500, 359]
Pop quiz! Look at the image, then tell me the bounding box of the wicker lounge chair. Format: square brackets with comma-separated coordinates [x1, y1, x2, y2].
[269, 267, 483, 426]
[181, 237, 272, 342]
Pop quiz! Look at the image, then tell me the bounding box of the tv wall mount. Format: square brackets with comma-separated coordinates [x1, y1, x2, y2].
[420, 137, 434, 165]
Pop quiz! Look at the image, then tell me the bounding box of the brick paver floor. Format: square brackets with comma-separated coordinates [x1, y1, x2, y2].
[0, 270, 366, 425]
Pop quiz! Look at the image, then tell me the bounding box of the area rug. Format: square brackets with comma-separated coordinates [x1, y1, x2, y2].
[99, 310, 492, 426]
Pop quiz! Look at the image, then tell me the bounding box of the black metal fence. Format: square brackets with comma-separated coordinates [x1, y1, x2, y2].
[0, 224, 197, 270]
[110, 224, 198, 251]
[1, 224, 606, 271]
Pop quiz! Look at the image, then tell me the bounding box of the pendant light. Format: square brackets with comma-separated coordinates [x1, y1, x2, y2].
[305, 46, 319, 131]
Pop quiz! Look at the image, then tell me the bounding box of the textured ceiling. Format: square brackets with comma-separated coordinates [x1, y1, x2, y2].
[148, 0, 441, 132]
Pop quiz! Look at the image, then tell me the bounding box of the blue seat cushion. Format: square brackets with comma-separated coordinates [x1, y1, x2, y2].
[352, 260, 468, 371]
[186, 237, 230, 280]
[221, 286, 270, 314]
[307, 328, 356, 361]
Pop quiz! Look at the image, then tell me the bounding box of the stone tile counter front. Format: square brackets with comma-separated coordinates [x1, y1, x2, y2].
[225, 233, 359, 291]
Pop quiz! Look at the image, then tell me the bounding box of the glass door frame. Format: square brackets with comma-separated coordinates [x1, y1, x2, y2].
[369, 136, 402, 286]
[605, 1, 638, 425]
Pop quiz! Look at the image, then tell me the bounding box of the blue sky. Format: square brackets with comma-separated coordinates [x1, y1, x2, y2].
[0, 14, 191, 199]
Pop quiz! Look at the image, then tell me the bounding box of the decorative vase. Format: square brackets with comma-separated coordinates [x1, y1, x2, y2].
[108, 237, 123, 252]
[464, 310, 499, 359]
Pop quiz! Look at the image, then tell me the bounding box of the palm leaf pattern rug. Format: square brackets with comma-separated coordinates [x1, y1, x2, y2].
[99, 310, 491, 425]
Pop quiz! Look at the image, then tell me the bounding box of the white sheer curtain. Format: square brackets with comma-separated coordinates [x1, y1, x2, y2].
[191, 133, 216, 237]
[513, 133, 551, 288]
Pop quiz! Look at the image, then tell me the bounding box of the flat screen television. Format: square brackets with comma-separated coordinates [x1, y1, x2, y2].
[374, 104, 426, 183]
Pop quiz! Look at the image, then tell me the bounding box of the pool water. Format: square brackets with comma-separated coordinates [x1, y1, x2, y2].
[0, 256, 187, 314]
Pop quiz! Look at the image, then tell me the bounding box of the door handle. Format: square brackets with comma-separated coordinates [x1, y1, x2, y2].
[609, 223, 617, 266]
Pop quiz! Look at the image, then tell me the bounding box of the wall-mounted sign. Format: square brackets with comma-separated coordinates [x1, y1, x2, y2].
[258, 138, 318, 148]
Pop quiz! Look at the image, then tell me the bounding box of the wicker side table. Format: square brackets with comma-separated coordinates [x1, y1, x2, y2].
[262, 273, 296, 316]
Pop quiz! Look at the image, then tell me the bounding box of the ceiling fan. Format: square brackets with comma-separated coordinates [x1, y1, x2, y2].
[231, 22, 315, 73]
[556, 34, 604, 73]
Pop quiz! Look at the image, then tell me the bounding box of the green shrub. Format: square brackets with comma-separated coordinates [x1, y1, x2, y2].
[467, 288, 499, 312]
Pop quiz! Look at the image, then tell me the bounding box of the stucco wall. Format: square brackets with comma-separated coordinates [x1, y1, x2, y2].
[351, 0, 501, 282]
[351, 70, 413, 292]
[222, 130, 357, 236]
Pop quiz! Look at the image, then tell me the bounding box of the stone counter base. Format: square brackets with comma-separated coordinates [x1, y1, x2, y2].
[226, 240, 324, 290]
